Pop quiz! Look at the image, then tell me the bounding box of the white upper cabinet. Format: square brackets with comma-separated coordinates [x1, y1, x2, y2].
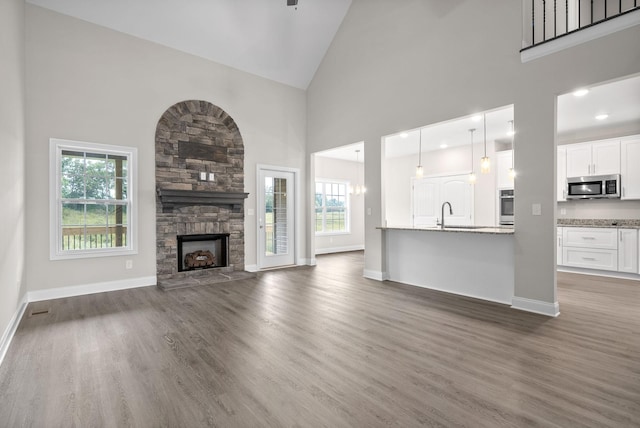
[565, 139, 620, 178]
[621, 137, 640, 200]
[557, 146, 566, 202]
[496, 150, 513, 189]
[591, 140, 621, 175]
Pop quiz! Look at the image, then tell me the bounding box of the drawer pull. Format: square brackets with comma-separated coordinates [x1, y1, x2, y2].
[582, 257, 597, 261]
[581, 236, 596, 240]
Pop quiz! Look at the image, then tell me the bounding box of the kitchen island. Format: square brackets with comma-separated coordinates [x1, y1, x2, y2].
[380, 226, 515, 305]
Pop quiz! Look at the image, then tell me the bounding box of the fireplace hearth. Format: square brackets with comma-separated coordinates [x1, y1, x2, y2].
[177, 233, 229, 272]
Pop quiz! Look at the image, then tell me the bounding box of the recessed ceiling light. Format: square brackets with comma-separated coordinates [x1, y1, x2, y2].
[471, 115, 482, 122]
[573, 88, 589, 97]
[440, 143, 448, 149]
[595, 114, 609, 120]
[400, 132, 409, 138]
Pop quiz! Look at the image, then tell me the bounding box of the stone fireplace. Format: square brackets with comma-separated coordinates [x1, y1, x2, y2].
[155, 100, 251, 289]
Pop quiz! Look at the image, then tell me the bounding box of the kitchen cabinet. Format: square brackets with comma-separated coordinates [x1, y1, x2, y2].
[557, 227, 563, 265]
[496, 150, 513, 189]
[565, 139, 620, 178]
[412, 174, 472, 227]
[557, 147, 566, 202]
[621, 137, 640, 200]
[618, 229, 639, 274]
[562, 227, 618, 271]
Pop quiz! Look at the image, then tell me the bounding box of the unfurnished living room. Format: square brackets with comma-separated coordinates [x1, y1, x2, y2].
[1, 1, 639, 427]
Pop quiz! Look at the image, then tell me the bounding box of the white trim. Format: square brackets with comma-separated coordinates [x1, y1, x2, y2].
[27, 276, 156, 302]
[0, 294, 29, 368]
[245, 264, 259, 273]
[256, 164, 301, 269]
[309, 257, 317, 266]
[363, 269, 389, 281]
[511, 296, 560, 317]
[558, 266, 640, 281]
[49, 138, 139, 260]
[392, 279, 513, 306]
[297, 258, 315, 266]
[521, 8, 640, 63]
[315, 244, 365, 255]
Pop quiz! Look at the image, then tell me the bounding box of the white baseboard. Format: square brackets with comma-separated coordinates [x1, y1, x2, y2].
[558, 266, 640, 281]
[0, 293, 29, 368]
[297, 258, 315, 266]
[363, 269, 389, 281]
[27, 276, 157, 302]
[245, 264, 258, 273]
[315, 244, 365, 255]
[511, 296, 560, 317]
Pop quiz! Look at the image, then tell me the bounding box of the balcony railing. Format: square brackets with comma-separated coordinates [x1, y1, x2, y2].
[62, 226, 127, 250]
[522, 0, 639, 49]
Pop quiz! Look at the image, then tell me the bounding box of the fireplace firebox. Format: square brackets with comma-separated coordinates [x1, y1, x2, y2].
[177, 234, 229, 272]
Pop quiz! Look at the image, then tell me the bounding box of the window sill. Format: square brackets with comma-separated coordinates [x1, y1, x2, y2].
[50, 247, 137, 261]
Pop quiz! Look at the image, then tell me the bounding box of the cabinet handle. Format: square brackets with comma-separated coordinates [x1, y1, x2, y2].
[620, 230, 622, 242]
[581, 236, 596, 240]
[592, 164, 596, 175]
[582, 257, 597, 261]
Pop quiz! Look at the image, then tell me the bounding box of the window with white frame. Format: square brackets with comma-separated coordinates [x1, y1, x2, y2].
[315, 181, 349, 234]
[50, 138, 137, 259]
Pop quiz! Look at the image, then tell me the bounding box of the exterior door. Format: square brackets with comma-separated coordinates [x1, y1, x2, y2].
[258, 169, 295, 268]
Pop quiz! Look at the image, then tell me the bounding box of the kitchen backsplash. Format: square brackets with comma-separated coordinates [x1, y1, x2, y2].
[557, 199, 640, 220]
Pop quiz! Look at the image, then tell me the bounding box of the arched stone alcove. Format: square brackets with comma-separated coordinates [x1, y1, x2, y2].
[155, 100, 248, 288]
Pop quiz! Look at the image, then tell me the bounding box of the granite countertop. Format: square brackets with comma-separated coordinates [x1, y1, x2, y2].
[557, 219, 640, 229]
[378, 225, 515, 235]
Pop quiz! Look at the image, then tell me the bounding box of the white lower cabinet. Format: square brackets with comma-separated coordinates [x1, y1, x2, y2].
[559, 226, 640, 275]
[563, 247, 618, 271]
[618, 229, 639, 274]
[561, 227, 618, 272]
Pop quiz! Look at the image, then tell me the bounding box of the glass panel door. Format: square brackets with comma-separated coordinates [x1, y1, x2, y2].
[258, 169, 295, 268]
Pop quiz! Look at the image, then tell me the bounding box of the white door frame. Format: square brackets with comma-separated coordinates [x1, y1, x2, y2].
[256, 164, 301, 269]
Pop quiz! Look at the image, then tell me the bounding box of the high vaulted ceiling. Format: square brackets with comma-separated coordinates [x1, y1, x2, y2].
[27, 0, 352, 89]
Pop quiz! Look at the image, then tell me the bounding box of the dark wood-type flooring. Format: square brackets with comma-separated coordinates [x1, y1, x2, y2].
[1, 252, 638, 427]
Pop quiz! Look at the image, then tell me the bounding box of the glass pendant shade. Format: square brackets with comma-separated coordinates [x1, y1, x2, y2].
[468, 172, 477, 183]
[508, 167, 516, 180]
[480, 156, 490, 174]
[415, 165, 424, 178]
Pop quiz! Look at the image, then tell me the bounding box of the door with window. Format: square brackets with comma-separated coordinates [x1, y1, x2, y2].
[258, 168, 295, 268]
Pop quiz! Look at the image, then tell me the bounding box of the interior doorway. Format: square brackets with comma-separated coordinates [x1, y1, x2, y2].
[312, 142, 366, 256]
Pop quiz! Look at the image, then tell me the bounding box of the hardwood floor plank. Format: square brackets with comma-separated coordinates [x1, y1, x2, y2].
[0, 251, 638, 427]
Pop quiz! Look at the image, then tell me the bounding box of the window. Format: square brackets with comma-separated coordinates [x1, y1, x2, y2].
[50, 139, 137, 259]
[315, 181, 349, 234]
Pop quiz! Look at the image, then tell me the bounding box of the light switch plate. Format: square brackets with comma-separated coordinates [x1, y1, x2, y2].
[532, 203, 542, 216]
[199, 172, 207, 181]
[208, 172, 215, 181]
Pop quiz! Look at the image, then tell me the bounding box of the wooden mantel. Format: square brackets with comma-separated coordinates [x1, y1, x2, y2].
[157, 189, 249, 212]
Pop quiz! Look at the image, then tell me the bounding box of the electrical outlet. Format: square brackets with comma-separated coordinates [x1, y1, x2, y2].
[208, 172, 215, 181]
[532, 203, 542, 216]
[199, 172, 207, 181]
[125, 259, 133, 269]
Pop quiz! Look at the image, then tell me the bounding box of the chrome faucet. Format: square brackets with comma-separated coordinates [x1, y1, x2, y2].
[441, 201, 453, 229]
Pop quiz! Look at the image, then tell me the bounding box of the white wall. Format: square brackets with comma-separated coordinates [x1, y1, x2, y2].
[25, 5, 307, 292]
[384, 143, 499, 228]
[0, 0, 26, 349]
[314, 156, 365, 253]
[307, 0, 640, 307]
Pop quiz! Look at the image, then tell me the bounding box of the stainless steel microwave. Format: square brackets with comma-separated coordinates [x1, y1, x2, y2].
[566, 174, 620, 199]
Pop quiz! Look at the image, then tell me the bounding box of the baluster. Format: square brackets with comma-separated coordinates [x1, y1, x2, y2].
[554, 0, 557, 37]
[543, 0, 547, 41]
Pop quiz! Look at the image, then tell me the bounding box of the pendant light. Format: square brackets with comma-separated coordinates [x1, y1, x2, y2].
[468, 128, 476, 183]
[508, 120, 516, 180]
[416, 129, 424, 178]
[350, 149, 366, 195]
[480, 114, 490, 174]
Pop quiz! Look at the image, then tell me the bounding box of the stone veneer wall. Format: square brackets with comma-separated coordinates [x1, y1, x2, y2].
[155, 100, 245, 285]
